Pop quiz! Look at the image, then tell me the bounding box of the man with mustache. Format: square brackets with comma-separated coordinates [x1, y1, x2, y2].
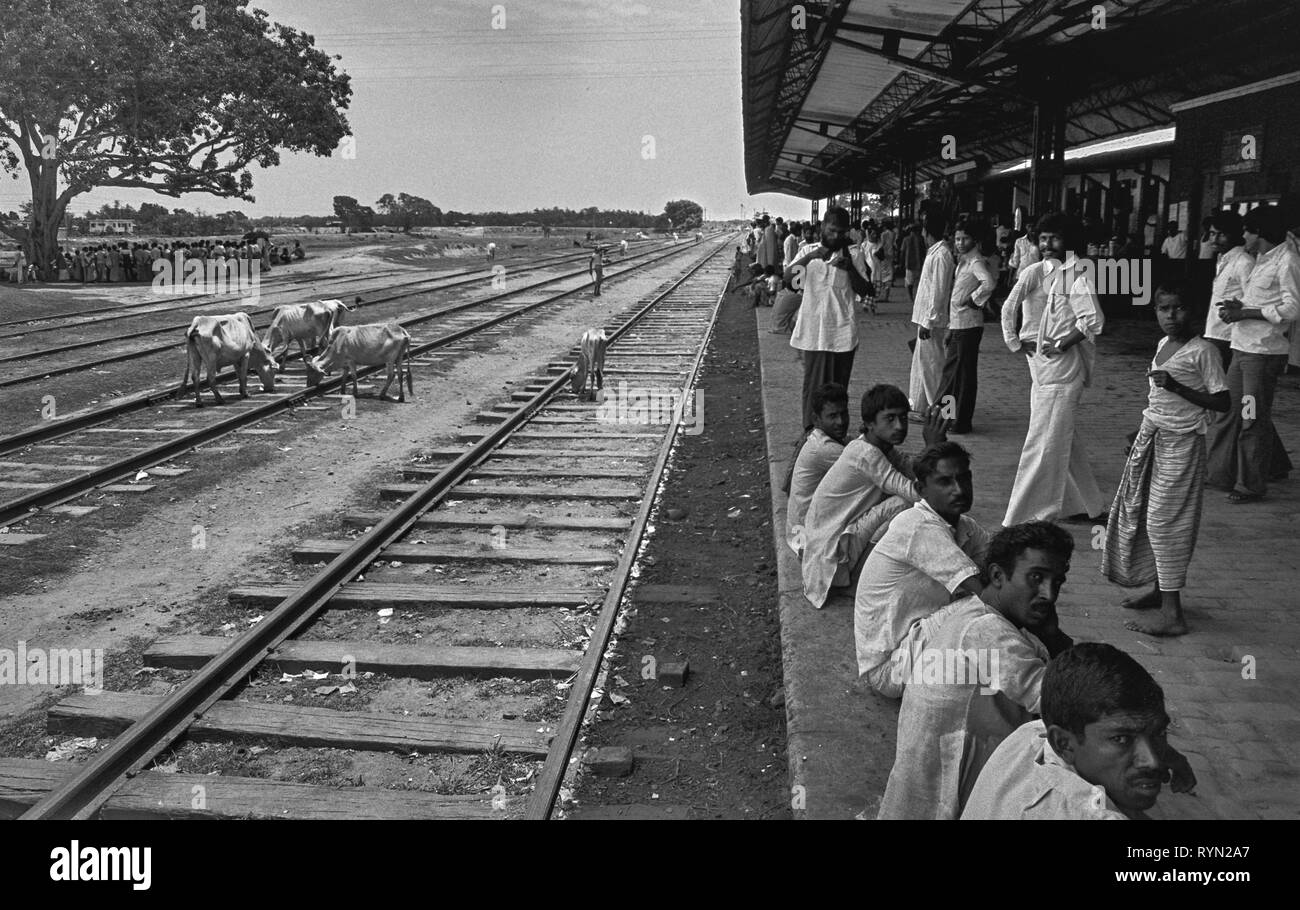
[855, 441, 989, 699]
[877, 521, 1077, 819]
[962, 642, 1196, 819]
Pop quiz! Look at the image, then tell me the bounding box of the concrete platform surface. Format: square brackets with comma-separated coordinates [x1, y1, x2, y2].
[756, 284, 1300, 820]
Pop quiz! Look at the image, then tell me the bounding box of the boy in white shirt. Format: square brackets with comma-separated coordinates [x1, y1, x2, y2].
[1102, 281, 1229, 637]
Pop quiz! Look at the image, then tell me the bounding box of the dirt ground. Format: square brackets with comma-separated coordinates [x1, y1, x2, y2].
[569, 283, 790, 820]
[0, 241, 719, 732]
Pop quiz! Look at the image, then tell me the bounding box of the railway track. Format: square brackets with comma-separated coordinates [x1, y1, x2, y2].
[8, 238, 734, 820]
[0, 235, 722, 527]
[0, 238, 673, 387]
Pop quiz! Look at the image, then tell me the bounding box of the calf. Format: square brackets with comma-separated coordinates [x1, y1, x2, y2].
[571, 328, 608, 401]
[180, 313, 277, 407]
[264, 296, 359, 367]
[309, 322, 413, 402]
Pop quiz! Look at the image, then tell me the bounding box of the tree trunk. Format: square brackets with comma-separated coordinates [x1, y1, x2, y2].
[27, 153, 70, 277]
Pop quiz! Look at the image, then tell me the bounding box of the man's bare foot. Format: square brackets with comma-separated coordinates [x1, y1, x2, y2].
[1121, 588, 1162, 610]
[1124, 613, 1189, 636]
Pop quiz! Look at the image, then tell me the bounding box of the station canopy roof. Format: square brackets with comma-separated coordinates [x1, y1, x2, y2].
[741, 0, 1300, 199]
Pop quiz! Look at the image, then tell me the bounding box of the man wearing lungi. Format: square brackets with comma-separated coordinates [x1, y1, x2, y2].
[908, 214, 955, 414]
[999, 212, 1107, 526]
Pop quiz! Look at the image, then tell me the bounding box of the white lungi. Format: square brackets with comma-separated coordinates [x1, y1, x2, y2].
[1003, 356, 1107, 525]
[908, 330, 946, 412]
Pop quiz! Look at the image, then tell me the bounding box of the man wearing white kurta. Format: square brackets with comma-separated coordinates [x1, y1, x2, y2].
[1000, 215, 1107, 526]
[787, 208, 871, 431]
[855, 496, 989, 697]
[877, 521, 1076, 820]
[909, 216, 955, 413]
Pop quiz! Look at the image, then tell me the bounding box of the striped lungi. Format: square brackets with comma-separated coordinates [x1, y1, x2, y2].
[1102, 418, 1206, 592]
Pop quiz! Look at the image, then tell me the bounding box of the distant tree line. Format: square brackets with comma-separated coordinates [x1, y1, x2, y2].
[1, 196, 705, 238]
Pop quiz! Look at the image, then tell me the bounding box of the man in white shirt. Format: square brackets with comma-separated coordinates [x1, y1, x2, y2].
[877, 521, 1077, 819]
[1207, 204, 1299, 501]
[909, 213, 955, 414]
[781, 221, 800, 271]
[937, 221, 996, 434]
[1203, 210, 1255, 365]
[1008, 226, 1041, 281]
[1160, 221, 1187, 280]
[786, 382, 849, 556]
[785, 207, 872, 430]
[855, 441, 989, 698]
[999, 212, 1107, 526]
[486, 241, 496, 261]
[962, 643, 1196, 820]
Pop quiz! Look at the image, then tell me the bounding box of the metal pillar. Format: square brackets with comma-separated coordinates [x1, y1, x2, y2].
[898, 158, 917, 224]
[811, 198, 820, 222]
[1029, 88, 1066, 217]
[849, 187, 863, 226]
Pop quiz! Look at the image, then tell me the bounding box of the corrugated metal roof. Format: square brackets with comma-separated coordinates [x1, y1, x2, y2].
[741, 0, 1299, 199]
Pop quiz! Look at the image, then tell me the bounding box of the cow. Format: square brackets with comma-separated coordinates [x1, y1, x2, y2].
[179, 313, 277, 407]
[309, 322, 413, 402]
[264, 295, 360, 367]
[571, 328, 608, 401]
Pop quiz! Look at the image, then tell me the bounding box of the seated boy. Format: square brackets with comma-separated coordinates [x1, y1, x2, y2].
[786, 383, 850, 556]
[800, 385, 949, 609]
[877, 521, 1076, 819]
[962, 642, 1197, 819]
[855, 441, 989, 698]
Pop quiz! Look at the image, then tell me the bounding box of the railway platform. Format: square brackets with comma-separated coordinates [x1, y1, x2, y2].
[757, 286, 1300, 821]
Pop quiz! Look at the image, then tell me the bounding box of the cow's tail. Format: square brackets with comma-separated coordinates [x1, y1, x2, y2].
[404, 335, 414, 394]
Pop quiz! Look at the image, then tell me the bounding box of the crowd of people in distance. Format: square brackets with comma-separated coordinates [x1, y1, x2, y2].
[745, 200, 1299, 820]
[2, 237, 307, 285]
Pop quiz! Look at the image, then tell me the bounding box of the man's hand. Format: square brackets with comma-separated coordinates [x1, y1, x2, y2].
[921, 403, 951, 444]
[1164, 745, 1198, 794]
[1020, 341, 1037, 357]
[1218, 299, 1243, 324]
[1040, 338, 1063, 358]
[918, 327, 932, 342]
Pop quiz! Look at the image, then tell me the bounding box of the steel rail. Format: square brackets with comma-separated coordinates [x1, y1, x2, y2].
[0, 236, 714, 458]
[0, 240, 669, 376]
[0, 237, 722, 524]
[17, 238, 729, 820]
[524, 250, 731, 819]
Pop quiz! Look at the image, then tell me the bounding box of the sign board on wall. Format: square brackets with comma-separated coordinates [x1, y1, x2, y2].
[1222, 179, 1236, 201]
[1222, 125, 1263, 175]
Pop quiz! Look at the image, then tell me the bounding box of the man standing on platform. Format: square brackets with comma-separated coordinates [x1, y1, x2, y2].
[786, 206, 872, 431]
[1000, 212, 1107, 525]
[938, 221, 996, 434]
[908, 213, 954, 415]
[1207, 204, 1298, 502]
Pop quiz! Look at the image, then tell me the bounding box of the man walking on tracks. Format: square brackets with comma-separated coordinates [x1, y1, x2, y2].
[589, 249, 606, 297]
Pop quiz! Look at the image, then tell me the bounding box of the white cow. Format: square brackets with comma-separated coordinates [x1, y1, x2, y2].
[571, 328, 608, 400]
[180, 313, 277, 407]
[264, 295, 359, 366]
[309, 322, 413, 402]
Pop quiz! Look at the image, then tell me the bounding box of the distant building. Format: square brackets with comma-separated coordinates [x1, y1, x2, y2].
[89, 219, 135, 235]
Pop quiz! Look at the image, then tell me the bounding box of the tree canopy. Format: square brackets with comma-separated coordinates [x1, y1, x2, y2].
[0, 0, 352, 266]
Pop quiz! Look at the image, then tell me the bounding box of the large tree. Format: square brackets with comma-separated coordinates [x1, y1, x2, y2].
[663, 199, 703, 231]
[376, 192, 442, 232]
[0, 0, 352, 269]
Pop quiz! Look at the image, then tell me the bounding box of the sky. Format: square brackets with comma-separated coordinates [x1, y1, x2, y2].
[1, 0, 809, 222]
